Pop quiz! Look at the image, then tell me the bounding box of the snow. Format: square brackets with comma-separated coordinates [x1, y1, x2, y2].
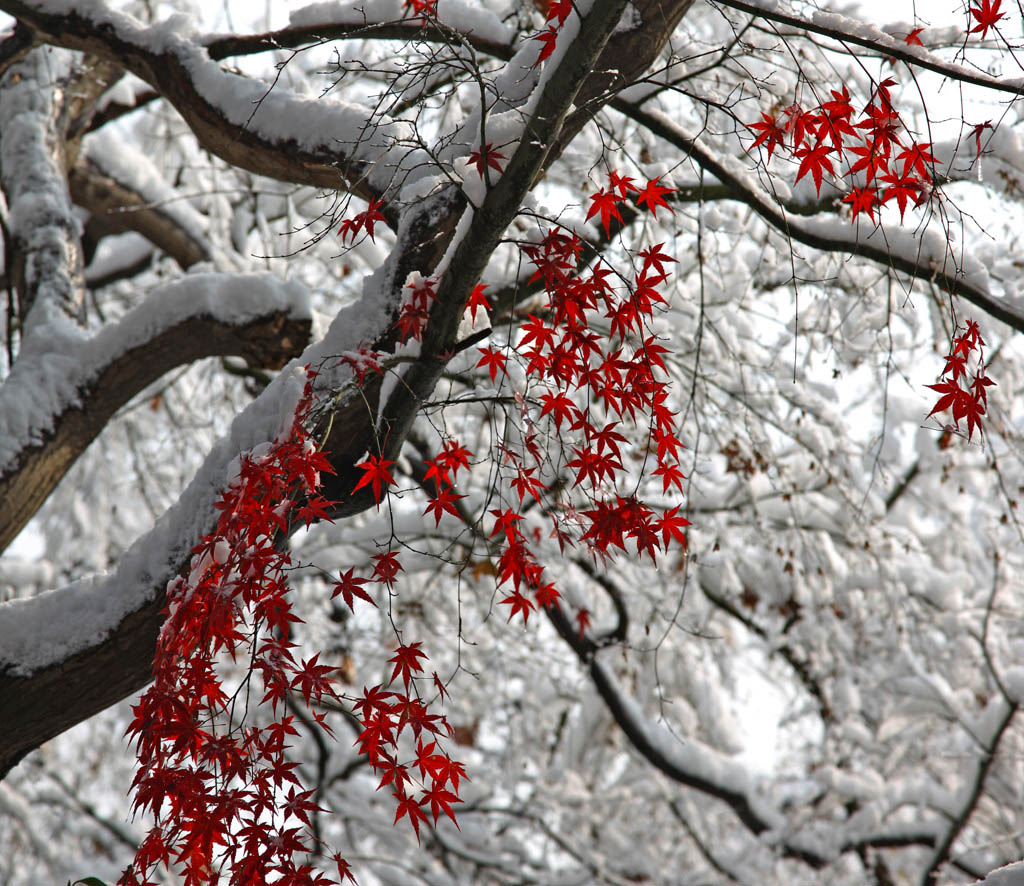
[84, 232, 152, 284]
[975, 861, 1024, 885]
[591, 655, 785, 830]
[289, 0, 514, 45]
[0, 273, 310, 475]
[0, 47, 83, 337]
[83, 128, 209, 250]
[30, 0, 432, 197]
[1002, 666, 1024, 703]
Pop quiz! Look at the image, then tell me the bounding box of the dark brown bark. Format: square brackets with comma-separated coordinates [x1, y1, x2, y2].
[0, 589, 165, 778]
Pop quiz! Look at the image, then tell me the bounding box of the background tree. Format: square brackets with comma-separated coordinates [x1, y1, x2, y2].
[2, 0, 1024, 883]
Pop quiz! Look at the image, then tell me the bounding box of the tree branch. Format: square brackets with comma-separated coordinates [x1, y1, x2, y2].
[70, 162, 208, 269]
[0, 47, 86, 330]
[713, 0, 1024, 98]
[0, 0, 406, 200]
[618, 101, 1024, 334]
[0, 274, 311, 552]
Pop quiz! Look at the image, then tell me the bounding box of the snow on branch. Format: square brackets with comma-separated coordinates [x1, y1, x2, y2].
[0, 47, 86, 332]
[0, 0, 429, 200]
[716, 0, 1024, 97]
[0, 273, 311, 551]
[70, 128, 210, 269]
[204, 0, 515, 62]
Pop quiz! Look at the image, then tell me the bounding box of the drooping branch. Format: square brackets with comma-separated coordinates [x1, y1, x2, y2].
[921, 698, 1019, 885]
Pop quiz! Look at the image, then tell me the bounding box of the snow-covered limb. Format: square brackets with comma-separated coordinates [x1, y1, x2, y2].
[204, 0, 516, 63]
[0, 0, 425, 202]
[0, 47, 85, 334]
[0, 273, 311, 551]
[715, 0, 1024, 97]
[621, 103, 1024, 335]
[70, 128, 210, 269]
[0, 351, 317, 777]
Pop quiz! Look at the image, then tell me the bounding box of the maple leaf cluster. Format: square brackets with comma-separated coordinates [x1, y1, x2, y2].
[465, 170, 690, 628]
[748, 78, 936, 223]
[421, 440, 471, 526]
[586, 171, 675, 236]
[926, 318, 996, 441]
[530, 0, 573, 66]
[121, 367, 464, 886]
[336, 197, 386, 244]
[396, 272, 439, 343]
[321, 173, 692, 637]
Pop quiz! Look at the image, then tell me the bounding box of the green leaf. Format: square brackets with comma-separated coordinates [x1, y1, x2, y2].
[69, 878, 109, 886]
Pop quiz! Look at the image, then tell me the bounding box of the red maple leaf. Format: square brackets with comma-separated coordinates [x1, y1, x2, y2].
[466, 283, 491, 322]
[539, 390, 578, 431]
[372, 551, 404, 588]
[635, 177, 676, 218]
[547, 0, 573, 25]
[748, 111, 786, 159]
[421, 784, 460, 826]
[423, 487, 465, 526]
[970, 120, 994, 157]
[392, 790, 429, 841]
[652, 460, 686, 493]
[432, 671, 450, 704]
[607, 169, 639, 198]
[879, 169, 926, 221]
[489, 507, 523, 540]
[942, 351, 969, 382]
[637, 242, 677, 275]
[501, 590, 535, 624]
[969, 0, 1005, 38]
[793, 142, 835, 195]
[353, 454, 396, 505]
[337, 196, 386, 243]
[586, 187, 624, 236]
[331, 567, 376, 612]
[290, 653, 336, 705]
[476, 346, 508, 382]
[896, 141, 935, 180]
[971, 370, 997, 408]
[842, 186, 879, 224]
[468, 143, 506, 177]
[653, 505, 691, 549]
[575, 607, 591, 639]
[388, 642, 428, 689]
[904, 27, 925, 46]
[532, 26, 559, 66]
[439, 440, 472, 477]
[352, 685, 396, 720]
